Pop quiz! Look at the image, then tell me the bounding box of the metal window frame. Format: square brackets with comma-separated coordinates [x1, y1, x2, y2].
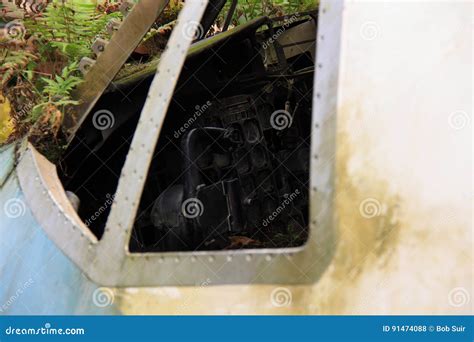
[16, 0, 342, 287]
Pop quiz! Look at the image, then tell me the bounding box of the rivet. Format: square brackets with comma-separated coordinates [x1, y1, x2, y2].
[265, 255, 272, 261]
[174, 257, 180, 263]
[191, 256, 196, 263]
[245, 255, 252, 262]
[208, 256, 214, 263]
[226, 255, 232, 262]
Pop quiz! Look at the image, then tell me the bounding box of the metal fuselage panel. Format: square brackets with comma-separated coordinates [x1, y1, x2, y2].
[0, 157, 116, 315]
[0, 0, 472, 315]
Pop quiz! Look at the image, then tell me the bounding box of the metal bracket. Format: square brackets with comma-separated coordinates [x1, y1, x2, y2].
[78, 57, 96, 75]
[91, 38, 109, 56]
[119, 1, 134, 17]
[105, 18, 122, 35]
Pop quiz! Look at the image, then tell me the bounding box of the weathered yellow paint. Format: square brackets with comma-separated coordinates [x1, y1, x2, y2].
[0, 95, 13, 144]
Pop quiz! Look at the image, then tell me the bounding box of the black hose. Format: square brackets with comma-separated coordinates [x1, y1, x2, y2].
[181, 127, 227, 200]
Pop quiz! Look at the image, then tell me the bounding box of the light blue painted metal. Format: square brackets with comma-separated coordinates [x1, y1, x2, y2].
[0, 143, 118, 315]
[0, 143, 15, 187]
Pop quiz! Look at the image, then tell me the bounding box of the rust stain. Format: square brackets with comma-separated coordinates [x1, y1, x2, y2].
[306, 102, 402, 314]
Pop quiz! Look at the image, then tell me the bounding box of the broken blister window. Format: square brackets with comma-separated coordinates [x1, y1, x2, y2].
[59, 4, 317, 253]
